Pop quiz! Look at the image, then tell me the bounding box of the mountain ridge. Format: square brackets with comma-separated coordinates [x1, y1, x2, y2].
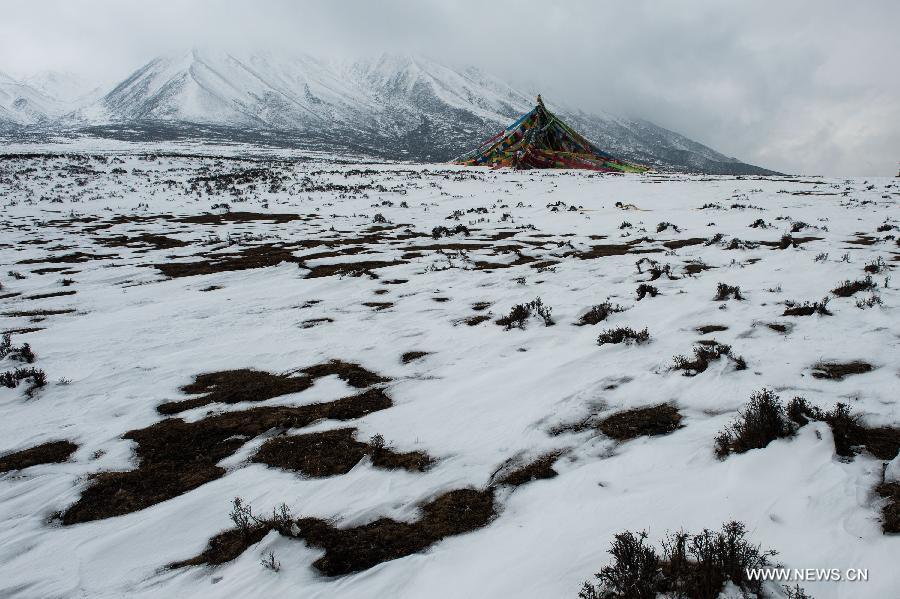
[1, 50, 779, 174]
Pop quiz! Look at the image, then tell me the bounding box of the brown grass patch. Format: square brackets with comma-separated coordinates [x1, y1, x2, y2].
[304, 260, 404, 279]
[156, 244, 299, 278]
[18, 251, 113, 265]
[252, 428, 431, 476]
[362, 301, 393, 311]
[61, 388, 392, 524]
[178, 212, 304, 225]
[2, 308, 75, 317]
[811, 361, 873, 380]
[696, 325, 728, 334]
[464, 314, 492, 326]
[663, 238, 706, 250]
[401, 351, 429, 364]
[599, 405, 683, 440]
[0, 440, 77, 473]
[297, 488, 496, 576]
[494, 453, 560, 487]
[23, 290, 77, 300]
[159, 361, 388, 415]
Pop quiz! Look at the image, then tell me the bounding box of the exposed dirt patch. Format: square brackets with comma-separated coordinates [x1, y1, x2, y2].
[252, 428, 431, 476]
[471, 301, 492, 311]
[61, 388, 393, 524]
[765, 322, 791, 333]
[811, 361, 873, 380]
[599, 404, 683, 440]
[0, 440, 77, 473]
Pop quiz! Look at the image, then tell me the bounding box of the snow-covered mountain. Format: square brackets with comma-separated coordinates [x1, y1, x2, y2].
[0, 71, 65, 129]
[8, 50, 777, 174]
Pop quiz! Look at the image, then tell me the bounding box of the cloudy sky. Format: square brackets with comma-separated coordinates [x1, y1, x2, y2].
[2, 0, 898, 175]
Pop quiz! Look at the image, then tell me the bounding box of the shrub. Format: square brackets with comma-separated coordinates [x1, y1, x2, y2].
[778, 234, 796, 249]
[672, 343, 746, 376]
[715, 389, 796, 458]
[0, 367, 47, 397]
[432, 224, 470, 239]
[783, 297, 831, 316]
[577, 302, 626, 326]
[597, 327, 650, 346]
[579, 521, 784, 599]
[656, 222, 680, 233]
[261, 551, 281, 572]
[714, 283, 742, 301]
[832, 276, 876, 297]
[496, 297, 554, 330]
[635, 284, 658, 301]
[864, 257, 886, 274]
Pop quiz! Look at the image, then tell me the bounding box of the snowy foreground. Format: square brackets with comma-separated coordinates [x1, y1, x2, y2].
[0, 151, 897, 599]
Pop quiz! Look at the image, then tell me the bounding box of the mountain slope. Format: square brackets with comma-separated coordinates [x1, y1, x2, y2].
[21, 51, 778, 174]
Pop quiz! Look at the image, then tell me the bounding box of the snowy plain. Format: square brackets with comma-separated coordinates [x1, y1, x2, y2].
[0, 148, 897, 599]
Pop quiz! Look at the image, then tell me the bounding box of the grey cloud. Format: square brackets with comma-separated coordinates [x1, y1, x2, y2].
[1, 0, 897, 175]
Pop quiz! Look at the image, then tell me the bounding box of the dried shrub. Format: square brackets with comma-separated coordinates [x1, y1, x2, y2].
[597, 327, 650, 346]
[713, 283, 742, 301]
[832, 276, 876, 297]
[782, 297, 831, 316]
[431, 224, 470, 239]
[579, 521, 782, 599]
[577, 302, 626, 326]
[496, 297, 554, 329]
[715, 389, 796, 458]
[0, 334, 36, 363]
[635, 284, 658, 301]
[671, 342, 746, 376]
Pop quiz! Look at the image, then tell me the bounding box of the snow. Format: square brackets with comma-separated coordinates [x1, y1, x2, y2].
[0, 150, 897, 598]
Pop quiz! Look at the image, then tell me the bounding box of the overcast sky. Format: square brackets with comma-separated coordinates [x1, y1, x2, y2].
[2, 0, 898, 176]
